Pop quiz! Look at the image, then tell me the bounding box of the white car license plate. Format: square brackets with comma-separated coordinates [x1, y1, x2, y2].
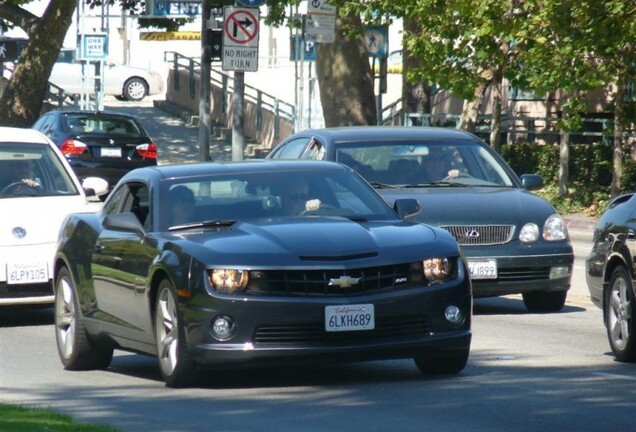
[101, 147, 122, 157]
[467, 259, 497, 279]
[6, 262, 49, 284]
[325, 304, 375, 332]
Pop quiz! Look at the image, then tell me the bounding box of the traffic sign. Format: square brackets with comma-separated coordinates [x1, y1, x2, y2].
[365, 26, 388, 58]
[304, 0, 336, 44]
[0, 38, 24, 62]
[77, 34, 109, 61]
[237, 0, 267, 6]
[222, 6, 260, 72]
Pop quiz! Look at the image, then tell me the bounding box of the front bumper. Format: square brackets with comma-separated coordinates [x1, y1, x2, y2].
[182, 280, 472, 368]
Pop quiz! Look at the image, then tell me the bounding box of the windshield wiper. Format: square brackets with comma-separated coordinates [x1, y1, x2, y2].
[368, 182, 398, 189]
[169, 219, 236, 231]
[402, 181, 469, 188]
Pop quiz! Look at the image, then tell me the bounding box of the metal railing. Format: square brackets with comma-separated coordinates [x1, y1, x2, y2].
[164, 51, 296, 139]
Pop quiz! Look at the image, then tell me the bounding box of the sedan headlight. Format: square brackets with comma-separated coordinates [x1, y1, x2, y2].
[542, 213, 568, 241]
[422, 257, 453, 284]
[209, 269, 249, 294]
[519, 223, 540, 243]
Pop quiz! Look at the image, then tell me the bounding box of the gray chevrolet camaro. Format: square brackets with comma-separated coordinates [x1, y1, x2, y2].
[268, 126, 574, 312]
[53, 160, 472, 387]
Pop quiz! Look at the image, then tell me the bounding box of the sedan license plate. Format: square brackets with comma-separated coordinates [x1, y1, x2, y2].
[325, 304, 375, 332]
[6, 262, 49, 284]
[468, 259, 497, 279]
[101, 147, 122, 158]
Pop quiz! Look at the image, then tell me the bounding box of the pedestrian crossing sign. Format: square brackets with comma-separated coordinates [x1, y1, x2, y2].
[364, 26, 388, 58]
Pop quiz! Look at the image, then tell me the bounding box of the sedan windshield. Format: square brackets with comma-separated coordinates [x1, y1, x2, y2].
[0, 143, 79, 199]
[335, 140, 516, 187]
[161, 168, 399, 230]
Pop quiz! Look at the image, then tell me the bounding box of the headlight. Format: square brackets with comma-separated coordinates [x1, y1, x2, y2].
[543, 213, 568, 241]
[519, 223, 539, 243]
[422, 257, 453, 284]
[209, 269, 249, 294]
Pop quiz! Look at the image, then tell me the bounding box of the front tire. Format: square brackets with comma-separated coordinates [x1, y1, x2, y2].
[414, 349, 469, 375]
[522, 291, 567, 312]
[155, 279, 197, 387]
[54, 267, 113, 370]
[606, 265, 636, 362]
[123, 77, 148, 101]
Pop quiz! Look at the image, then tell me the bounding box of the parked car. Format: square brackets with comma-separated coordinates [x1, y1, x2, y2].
[586, 194, 636, 362]
[50, 48, 164, 101]
[0, 127, 107, 307]
[267, 126, 574, 312]
[53, 160, 472, 387]
[32, 110, 158, 189]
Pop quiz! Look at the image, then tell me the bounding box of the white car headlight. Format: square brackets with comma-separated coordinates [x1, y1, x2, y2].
[209, 269, 249, 294]
[543, 213, 568, 241]
[519, 223, 540, 243]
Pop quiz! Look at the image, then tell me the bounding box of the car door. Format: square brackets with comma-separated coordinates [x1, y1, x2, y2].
[91, 181, 156, 343]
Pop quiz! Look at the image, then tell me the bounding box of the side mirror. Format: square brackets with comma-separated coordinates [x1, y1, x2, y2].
[520, 174, 544, 191]
[393, 198, 421, 219]
[103, 212, 144, 234]
[82, 177, 109, 199]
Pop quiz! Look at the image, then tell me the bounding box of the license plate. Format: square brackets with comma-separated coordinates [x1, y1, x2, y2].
[101, 147, 122, 157]
[325, 304, 375, 332]
[467, 259, 497, 279]
[6, 262, 49, 284]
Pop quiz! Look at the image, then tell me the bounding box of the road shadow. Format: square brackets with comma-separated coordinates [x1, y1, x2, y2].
[0, 305, 53, 327]
[473, 296, 587, 315]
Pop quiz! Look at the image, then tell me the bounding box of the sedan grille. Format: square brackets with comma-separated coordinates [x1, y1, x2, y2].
[246, 263, 422, 297]
[253, 316, 430, 344]
[440, 225, 515, 246]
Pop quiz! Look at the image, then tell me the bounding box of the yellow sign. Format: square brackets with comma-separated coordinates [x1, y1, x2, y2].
[140, 32, 201, 41]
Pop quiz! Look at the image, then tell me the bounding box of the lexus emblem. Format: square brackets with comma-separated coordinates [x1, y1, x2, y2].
[12, 227, 27, 239]
[465, 229, 480, 239]
[329, 276, 361, 288]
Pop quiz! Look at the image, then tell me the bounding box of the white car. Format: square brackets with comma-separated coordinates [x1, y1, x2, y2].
[0, 127, 108, 306]
[49, 49, 164, 101]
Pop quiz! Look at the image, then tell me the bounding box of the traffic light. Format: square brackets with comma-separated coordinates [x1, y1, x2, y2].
[207, 29, 223, 60]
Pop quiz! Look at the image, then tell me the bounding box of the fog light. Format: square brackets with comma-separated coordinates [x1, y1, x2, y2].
[549, 266, 570, 279]
[444, 305, 463, 325]
[211, 316, 236, 340]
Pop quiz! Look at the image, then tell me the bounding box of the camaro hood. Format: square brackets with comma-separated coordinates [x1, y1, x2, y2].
[376, 187, 558, 226]
[0, 196, 98, 247]
[175, 217, 459, 266]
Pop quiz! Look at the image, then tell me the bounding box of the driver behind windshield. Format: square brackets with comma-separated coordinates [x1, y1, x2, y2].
[1, 159, 41, 195]
[419, 147, 459, 182]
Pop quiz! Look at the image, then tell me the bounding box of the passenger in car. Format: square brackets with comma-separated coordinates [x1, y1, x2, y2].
[420, 148, 459, 182]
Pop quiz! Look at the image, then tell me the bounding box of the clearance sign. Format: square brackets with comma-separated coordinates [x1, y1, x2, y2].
[140, 32, 200, 41]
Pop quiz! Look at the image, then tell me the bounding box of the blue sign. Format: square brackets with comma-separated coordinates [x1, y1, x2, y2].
[290, 36, 316, 61]
[153, 1, 201, 16]
[77, 34, 109, 61]
[237, 0, 267, 6]
[364, 26, 388, 58]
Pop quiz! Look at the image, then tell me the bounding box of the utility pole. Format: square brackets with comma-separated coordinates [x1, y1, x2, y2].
[199, 0, 213, 161]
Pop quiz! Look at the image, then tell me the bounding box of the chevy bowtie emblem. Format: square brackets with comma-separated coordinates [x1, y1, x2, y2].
[329, 276, 361, 288]
[12, 227, 27, 239]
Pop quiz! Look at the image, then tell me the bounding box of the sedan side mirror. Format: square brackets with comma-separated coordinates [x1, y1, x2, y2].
[82, 177, 109, 199]
[103, 212, 144, 235]
[520, 174, 544, 191]
[393, 198, 421, 220]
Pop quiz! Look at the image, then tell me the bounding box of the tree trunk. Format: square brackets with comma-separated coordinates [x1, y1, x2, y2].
[611, 71, 626, 198]
[489, 68, 503, 151]
[0, 0, 76, 127]
[401, 16, 431, 126]
[459, 80, 488, 132]
[316, 13, 376, 127]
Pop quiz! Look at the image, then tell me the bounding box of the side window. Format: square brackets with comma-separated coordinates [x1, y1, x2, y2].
[102, 185, 129, 215]
[302, 139, 325, 160]
[270, 137, 311, 159]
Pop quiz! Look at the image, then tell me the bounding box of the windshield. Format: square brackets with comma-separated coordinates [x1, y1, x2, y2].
[62, 113, 143, 135]
[161, 169, 398, 230]
[334, 140, 516, 187]
[0, 142, 79, 199]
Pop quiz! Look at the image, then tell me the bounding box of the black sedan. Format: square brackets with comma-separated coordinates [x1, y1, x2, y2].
[268, 126, 574, 312]
[586, 193, 636, 362]
[53, 160, 472, 387]
[32, 110, 157, 188]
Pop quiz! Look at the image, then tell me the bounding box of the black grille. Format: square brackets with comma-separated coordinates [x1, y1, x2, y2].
[441, 225, 514, 246]
[497, 266, 551, 281]
[0, 281, 53, 299]
[253, 316, 430, 344]
[246, 263, 424, 297]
